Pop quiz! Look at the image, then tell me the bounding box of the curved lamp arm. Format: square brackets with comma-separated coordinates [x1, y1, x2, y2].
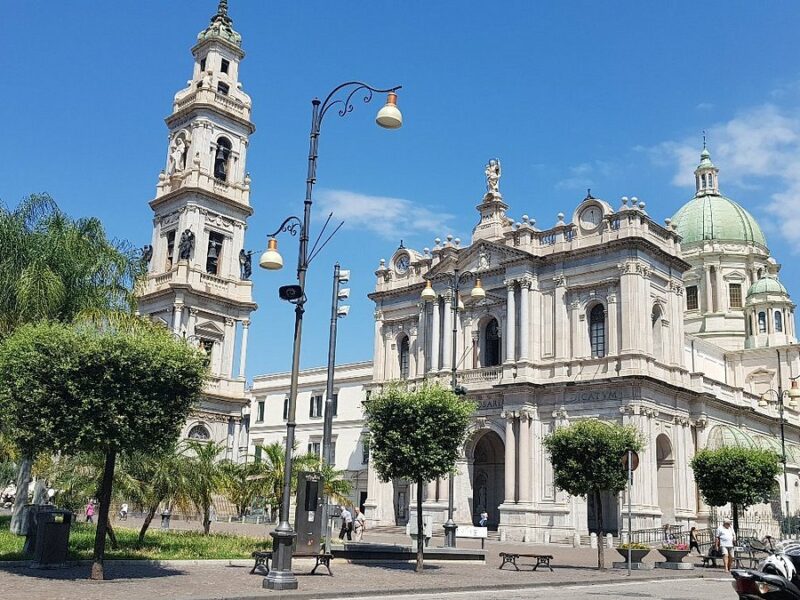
[317, 81, 403, 128]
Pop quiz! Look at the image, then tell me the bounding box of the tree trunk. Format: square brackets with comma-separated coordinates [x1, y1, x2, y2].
[416, 478, 424, 573]
[90, 449, 117, 581]
[203, 505, 211, 535]
[138, 506, 157, 545]
[106, 518, 118, 550]
[595, 491, 605, 570]
[10, 457, 33, 534]
[732, 504, 740, 536]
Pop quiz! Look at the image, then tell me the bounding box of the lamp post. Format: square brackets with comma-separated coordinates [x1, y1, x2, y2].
[759, 378, 800, 522]
[258, 82, 402, 591]
[421, 268, 485, 547]
[321, 263, 350, 550]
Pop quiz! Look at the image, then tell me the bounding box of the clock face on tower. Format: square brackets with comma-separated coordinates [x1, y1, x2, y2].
[579, 205, 602, 230]
[394, 253, 410, 274]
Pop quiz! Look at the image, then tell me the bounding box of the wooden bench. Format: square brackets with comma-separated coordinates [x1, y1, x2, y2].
[499, 552, 554, 572]
[250, 551, 334, 576]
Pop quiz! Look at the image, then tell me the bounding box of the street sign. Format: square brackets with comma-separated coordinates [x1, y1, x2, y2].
[621, 450, 639, 472]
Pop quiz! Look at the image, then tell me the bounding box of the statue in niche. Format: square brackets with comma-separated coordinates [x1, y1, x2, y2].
[178, 229, 195, 260]
[478, 248, 490, 269]
[485, 158, 501, 194]
[169, 138, 187, 174]
[141, 245, 153, 264]
[239, 249, 252, 280]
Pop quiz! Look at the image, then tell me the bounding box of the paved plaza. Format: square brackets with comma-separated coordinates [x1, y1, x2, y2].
[0, 521, 737, 600]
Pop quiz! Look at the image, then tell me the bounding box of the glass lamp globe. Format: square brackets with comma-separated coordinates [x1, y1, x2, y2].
[376, 92, 403, 129]
[471, 278, 486, 300]
[259, 238, 283, 270]
[420, 280, 436, 302]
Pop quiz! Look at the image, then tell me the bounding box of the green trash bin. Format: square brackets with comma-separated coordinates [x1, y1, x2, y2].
[30, 507, 72, 567]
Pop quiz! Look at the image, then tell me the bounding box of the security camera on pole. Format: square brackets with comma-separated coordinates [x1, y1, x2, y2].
[322, 263, 350, 550]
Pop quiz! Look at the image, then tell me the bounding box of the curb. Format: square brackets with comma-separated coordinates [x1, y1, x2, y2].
[0, 558, 253, 568]
[198, 571, 712, 600]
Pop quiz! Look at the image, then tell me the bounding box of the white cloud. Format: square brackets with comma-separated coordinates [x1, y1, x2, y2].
[555, 160, 615, 191]
[696, 102, 715, 111]
[316, 189, 455, 240]
[644, 101, 800, 246]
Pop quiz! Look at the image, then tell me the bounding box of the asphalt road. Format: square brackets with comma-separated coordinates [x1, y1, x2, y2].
[329, 577, 736, 600]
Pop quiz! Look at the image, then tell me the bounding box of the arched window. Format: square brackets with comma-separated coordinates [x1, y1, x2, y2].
[214, 137, 232, 181]
[484, 318, 501, 367]
[701, 174, 706, 188]
[758, 311, 767, 333]
[708, 174, 713, 189]
[589, 304, 606, 358]
[398, 336, 410, 379]
[187, 424, 210, 440]
[776, 311, 784, 333]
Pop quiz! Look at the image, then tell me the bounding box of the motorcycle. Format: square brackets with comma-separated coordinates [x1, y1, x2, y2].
[732, 538, 800, 599]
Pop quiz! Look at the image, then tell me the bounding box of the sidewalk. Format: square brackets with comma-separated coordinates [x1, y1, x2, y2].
[0, 537, 719, 600]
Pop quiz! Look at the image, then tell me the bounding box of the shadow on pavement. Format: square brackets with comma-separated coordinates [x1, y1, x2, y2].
[0, 563, 187, 581]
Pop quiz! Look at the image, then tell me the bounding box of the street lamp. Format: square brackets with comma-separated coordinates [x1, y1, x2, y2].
[759, 378, 800, 521]
[321, 263, 350, 550]
[421, 268, 483, 547]
[259, 82, 402, 591]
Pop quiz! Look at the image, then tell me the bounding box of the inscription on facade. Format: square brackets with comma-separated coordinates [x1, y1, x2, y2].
[567, 390, 619, 403]
[477, 398, 504, 411]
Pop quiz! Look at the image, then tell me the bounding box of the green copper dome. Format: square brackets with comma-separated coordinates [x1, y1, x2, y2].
[746, 276, 788, 298]
[672, 194, 766, 247]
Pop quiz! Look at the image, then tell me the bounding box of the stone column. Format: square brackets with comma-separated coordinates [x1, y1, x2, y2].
[238, 320, 249, 378]
[172, 301, 184, 334]
[425, 480, 437, 502]
[505, 281, 516, 363]
[188, 307, 199, 337]
[442, 293, 453, 370]
[518, 410, 531, 503]
[606, 292, 618, 356]
[374, 311, 385, 379]
[431, 298, 441, 371]
[619, 263, 638, 353]
[504, 411, 517, 503]
[554, 276, 569, 361]
[519, 279, 530, 361]
[224, 318, 236, 377]
[417, 303, 427, 373]
[472, 331, 479, 369]
[704, 266, 713, 313]
[570, 300, 583, 358]
[531, 276, 541, 361]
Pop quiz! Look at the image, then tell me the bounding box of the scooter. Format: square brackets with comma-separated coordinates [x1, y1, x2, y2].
[732, 539, 800, 599]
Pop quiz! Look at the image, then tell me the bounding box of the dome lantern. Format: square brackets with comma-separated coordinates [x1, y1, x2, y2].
[694, 144, 720, 195]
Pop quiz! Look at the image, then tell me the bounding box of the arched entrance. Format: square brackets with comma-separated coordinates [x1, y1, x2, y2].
[656, 434, 675, 524]
[472, 430, 504, 528]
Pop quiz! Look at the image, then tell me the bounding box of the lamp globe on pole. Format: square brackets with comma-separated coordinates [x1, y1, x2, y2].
[470, 278, 486, 300]
[259, 238, 283, 270]
[420, 280, 436, 302]
[375, 92, 403, 129]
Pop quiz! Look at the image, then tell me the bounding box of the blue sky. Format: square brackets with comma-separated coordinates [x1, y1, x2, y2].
[2, 1, 799, 379]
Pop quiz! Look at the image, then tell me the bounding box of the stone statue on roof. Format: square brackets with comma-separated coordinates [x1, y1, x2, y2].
[485, 158, 501, 194]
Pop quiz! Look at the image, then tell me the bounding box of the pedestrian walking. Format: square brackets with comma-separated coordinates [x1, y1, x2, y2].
[479, 510, 488, 527]
[85, 501, 95, 524]
[338, 506, 353, 540]
[689, 526, 701, 555]
[715, 518, 737, 572]
[353, 507, 366, 541]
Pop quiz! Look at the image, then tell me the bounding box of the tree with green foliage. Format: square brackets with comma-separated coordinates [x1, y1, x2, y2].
[184, 440, 225, 535]
[363, 384, 475, 572]
[691, 446, 781, 533]
[0, 194, 144, 532]
[543, 419, 643, 570]
[0, 319, 207, 580]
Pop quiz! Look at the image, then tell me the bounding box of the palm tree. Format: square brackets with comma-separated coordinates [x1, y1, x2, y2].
[115, 449, 194, 544]
[184, 441, 225, 534]
[218, 460, 263, 519]
[0, 194, 145, 532]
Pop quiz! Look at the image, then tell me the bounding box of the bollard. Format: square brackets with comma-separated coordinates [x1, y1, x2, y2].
[573, 532, 581, 548]
[590, 532, 598, 549]
[606, 533, 614, 548]
[160, 509, 171, 530]
[543, 531, 551, 545]
[621, 531, 629, 544]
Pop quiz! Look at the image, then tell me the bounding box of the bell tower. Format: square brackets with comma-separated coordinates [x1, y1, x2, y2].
[137, 0, 256, 460]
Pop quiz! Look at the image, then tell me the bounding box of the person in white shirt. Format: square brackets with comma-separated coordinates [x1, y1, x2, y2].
[119, 503, 129, 520]
[353, 507, 366, 541]
[715, 518, 737, 571]
[338, 507, 353, 541]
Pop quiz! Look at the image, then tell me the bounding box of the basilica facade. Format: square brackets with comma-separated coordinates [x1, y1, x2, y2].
[364, 150, 800, 542]
[137, 2, 255, 459]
